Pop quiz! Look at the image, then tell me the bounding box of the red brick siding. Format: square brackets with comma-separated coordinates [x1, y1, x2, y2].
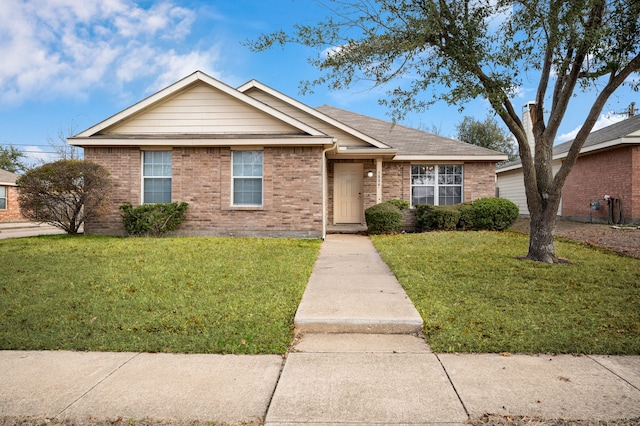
[0, 185, 25, 221]
[562, 146, 639, 224]
[85, 146, 324, 237]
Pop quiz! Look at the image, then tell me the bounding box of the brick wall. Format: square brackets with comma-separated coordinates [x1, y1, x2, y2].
[562, 146, 639, 224]
[327, 160, 497, 231]
[0, 185, 25, 221]
[85, 146, 324, 237]
[464, 162, 498, 201]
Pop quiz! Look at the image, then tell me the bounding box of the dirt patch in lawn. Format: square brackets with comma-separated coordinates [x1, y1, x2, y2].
[510, 218, 640, 259]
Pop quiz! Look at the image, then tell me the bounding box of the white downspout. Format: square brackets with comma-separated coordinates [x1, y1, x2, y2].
[322, 139, 338, 240]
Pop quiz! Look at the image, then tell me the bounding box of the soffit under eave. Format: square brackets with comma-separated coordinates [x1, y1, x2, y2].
[67, 135, 336, 147]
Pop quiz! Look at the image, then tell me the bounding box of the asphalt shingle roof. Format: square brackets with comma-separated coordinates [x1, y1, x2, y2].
[498, 114, 640, 170]
[0, 169, 18, 185]
[552, 113, 640, 156]
[315, 105, 507, 157]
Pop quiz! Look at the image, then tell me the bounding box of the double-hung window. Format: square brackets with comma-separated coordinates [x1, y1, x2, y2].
[0, 186, 6, 210]
[411, 164, 463, 207]
[232, 150, 263, 206]
[143, 151, 172, 204]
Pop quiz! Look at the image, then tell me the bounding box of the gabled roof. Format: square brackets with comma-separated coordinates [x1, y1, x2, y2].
[238, 80, 393, 150]
[497, 113, 640, 173]
[0, 169, 18, 186]
[315, 105, 508, 161]
[70, 71, 332, 146]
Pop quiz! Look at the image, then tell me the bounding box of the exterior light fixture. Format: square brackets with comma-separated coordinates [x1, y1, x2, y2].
[367, 170, 374, 178]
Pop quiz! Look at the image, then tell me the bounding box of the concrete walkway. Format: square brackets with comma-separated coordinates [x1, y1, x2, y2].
[1, 234, 640, 424]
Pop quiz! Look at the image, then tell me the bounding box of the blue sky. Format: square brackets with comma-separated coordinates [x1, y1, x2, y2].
[1, 0, 637, 166]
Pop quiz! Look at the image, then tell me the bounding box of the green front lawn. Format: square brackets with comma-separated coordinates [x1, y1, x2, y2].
[0, 235, 321, 354]
[371, 232, 640, 355]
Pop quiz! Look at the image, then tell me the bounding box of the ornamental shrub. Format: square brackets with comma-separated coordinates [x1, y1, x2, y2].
[471, 197, 519, 231]
[416, 205, 461, 231]
[120, 202, 189, 237]
[16, 159, 111, 234]
[456, 202, 475, 230]
[385, 198, 410, 211]
[365, 202, 403, 234]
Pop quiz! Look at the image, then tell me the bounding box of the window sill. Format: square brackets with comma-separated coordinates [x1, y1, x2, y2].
[229, 205, 264, 211]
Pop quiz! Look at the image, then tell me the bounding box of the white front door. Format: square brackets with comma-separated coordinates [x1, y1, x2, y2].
[334, 163, 363, 224]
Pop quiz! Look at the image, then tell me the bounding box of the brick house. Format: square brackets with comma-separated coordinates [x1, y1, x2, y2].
[497, 112, 640, 224]
[69, 71, 506, 237]
[0, 169, 24, 222]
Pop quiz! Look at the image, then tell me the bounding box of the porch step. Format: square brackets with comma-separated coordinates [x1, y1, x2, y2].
[294, 234, 423, 335]
[326, 224, 368, 234]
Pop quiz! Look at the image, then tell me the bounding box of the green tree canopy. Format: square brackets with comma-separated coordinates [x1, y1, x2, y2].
[250, 0, 640, 262]
[0, 145, 28, 174]
[456, 116, 517, 162]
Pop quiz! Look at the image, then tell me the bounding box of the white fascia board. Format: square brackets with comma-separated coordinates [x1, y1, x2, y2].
[75, 71, 326, 138]
[497, 136, 640, 173]
[237, 80, 392, 149]
[68, 136, 336, 147]
[393, 154, 508, 162]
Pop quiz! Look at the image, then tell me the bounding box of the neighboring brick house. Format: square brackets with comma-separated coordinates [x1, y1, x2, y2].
[497, 112, 640, 224]
[69, 71, 506, 237]
[0, 169, 24, 221]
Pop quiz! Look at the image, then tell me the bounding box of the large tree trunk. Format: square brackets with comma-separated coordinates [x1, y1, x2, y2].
[526, 189, 564, 263]
[527, 211, 558, 263]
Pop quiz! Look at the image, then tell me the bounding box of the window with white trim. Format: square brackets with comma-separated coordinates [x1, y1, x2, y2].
[232, 150, 263, 206]
[0, 186, 6, 210]
[411, 164, 463, 207]
[142, 151, 172, 204]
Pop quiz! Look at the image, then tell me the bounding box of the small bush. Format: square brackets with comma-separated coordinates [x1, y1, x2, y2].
[385, 199, 410, 211]
[120, 202, 189, 237]
[471, 197, 519, 231]
[417, 205, 461, 231]
[456, 202, 475, 230]
[365, 202, 403, 234]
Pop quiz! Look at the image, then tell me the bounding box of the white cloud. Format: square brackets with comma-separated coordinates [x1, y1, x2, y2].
[0, 0, 217, 105]
[556, 112, 628, 143]
[23, 146, 56, 166]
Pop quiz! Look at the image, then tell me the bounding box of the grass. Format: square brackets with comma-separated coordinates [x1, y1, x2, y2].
[371, 231, 640, 355]
[0, 235, 321, 354]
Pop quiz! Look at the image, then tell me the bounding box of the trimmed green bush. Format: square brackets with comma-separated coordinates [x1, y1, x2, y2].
[471, 197, 519, 231]
[456, 202, 475, 230]
[120, 202, 189, 237]
[385, 199, 410, 211]
[416, 205, 461, 231]
[365, 202, 403, 234]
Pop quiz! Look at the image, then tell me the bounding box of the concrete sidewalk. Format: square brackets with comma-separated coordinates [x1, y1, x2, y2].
[1, 234, 639, 424]
[0, 221, 64, 239]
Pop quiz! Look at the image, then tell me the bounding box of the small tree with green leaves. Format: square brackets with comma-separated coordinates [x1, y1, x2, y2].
[1, 145, 28, 174]
[16, 160, 111, 234]
[456, 116, 517, 162]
